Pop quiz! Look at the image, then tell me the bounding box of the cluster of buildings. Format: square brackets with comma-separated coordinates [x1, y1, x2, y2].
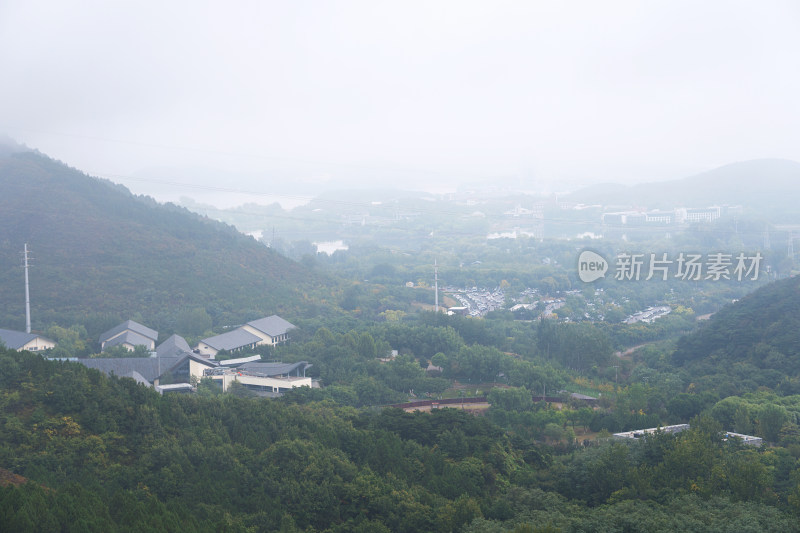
[87, 315, 310, 395]
[623, 306, 672, 325]
[97, 315, 296, 357]
[0, 315, 313, 397]
[602, 206, 741, 227]
[448, 286, 507, 317]
[194, 316, 295, 357]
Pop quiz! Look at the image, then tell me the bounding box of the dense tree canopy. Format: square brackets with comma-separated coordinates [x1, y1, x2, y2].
[1, 348, 799, 532]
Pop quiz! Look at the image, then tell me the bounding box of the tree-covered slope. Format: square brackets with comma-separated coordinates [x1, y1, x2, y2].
[0, 349, 532, 532]
[0, 149, 330, 333]
[672, 275, 800, 391]
[1, 349, 799, 532]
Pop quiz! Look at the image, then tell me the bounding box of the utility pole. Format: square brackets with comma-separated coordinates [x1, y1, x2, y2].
[23, 243, 31, 334]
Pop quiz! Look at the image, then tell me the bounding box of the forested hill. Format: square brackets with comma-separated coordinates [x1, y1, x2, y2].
[672, 274, 800, 392]
[0, 149, 329, 333]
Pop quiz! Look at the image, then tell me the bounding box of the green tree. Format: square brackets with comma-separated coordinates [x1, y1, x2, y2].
[46, 324, 89, 357]
[756, 404, 789, 443]
[175, 307, 212, 337]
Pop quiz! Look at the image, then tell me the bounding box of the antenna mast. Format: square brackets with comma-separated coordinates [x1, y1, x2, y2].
[23, 243, 31, 333]
[434, 259, 439, 312]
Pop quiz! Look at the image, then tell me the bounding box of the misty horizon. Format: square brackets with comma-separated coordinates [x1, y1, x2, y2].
[2, 1, 799, 206]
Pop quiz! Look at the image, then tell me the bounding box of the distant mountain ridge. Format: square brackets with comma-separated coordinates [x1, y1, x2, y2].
[565, 158, 800, 215]
[0, 148, 327, 335]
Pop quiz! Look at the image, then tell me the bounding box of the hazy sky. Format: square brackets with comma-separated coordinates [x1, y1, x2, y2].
[2, 1, 799, 202]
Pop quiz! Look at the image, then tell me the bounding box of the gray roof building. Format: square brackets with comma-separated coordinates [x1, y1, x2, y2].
[99, 320, 158, 351]
[100, 320, 158, 344]
[201, 329, 262, 352]
[0, 328, 54, 351]
[103, 330, 156, 351]
[247, 315, 296, 338]
[195, 315, 297, 357]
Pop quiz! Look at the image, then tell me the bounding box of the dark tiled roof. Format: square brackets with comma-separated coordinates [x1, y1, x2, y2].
[201, 329, 261, 351]
[103, 330, 155, 350]
[79, 356, 182, 383]
[247, 315, 296, 337]
[0, 328, 42, 350]
[156, 334, 193, 358]
[99, 320, 158, 345]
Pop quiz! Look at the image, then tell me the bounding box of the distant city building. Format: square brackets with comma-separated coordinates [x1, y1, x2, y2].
[602, 206, 736, 227]
[644, 210, 675, 224]
[503, 205, 544, 218]
[602, 212, 627, 225]
[603, 210, 675, 226]
[624, 306, 671, 324]
[685, 206, 721, 222]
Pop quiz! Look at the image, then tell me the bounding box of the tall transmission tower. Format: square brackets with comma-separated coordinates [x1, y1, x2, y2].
[434, 259, 439, 312]
[789, 232, 795, 259]
[23, 243, 31, 334]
